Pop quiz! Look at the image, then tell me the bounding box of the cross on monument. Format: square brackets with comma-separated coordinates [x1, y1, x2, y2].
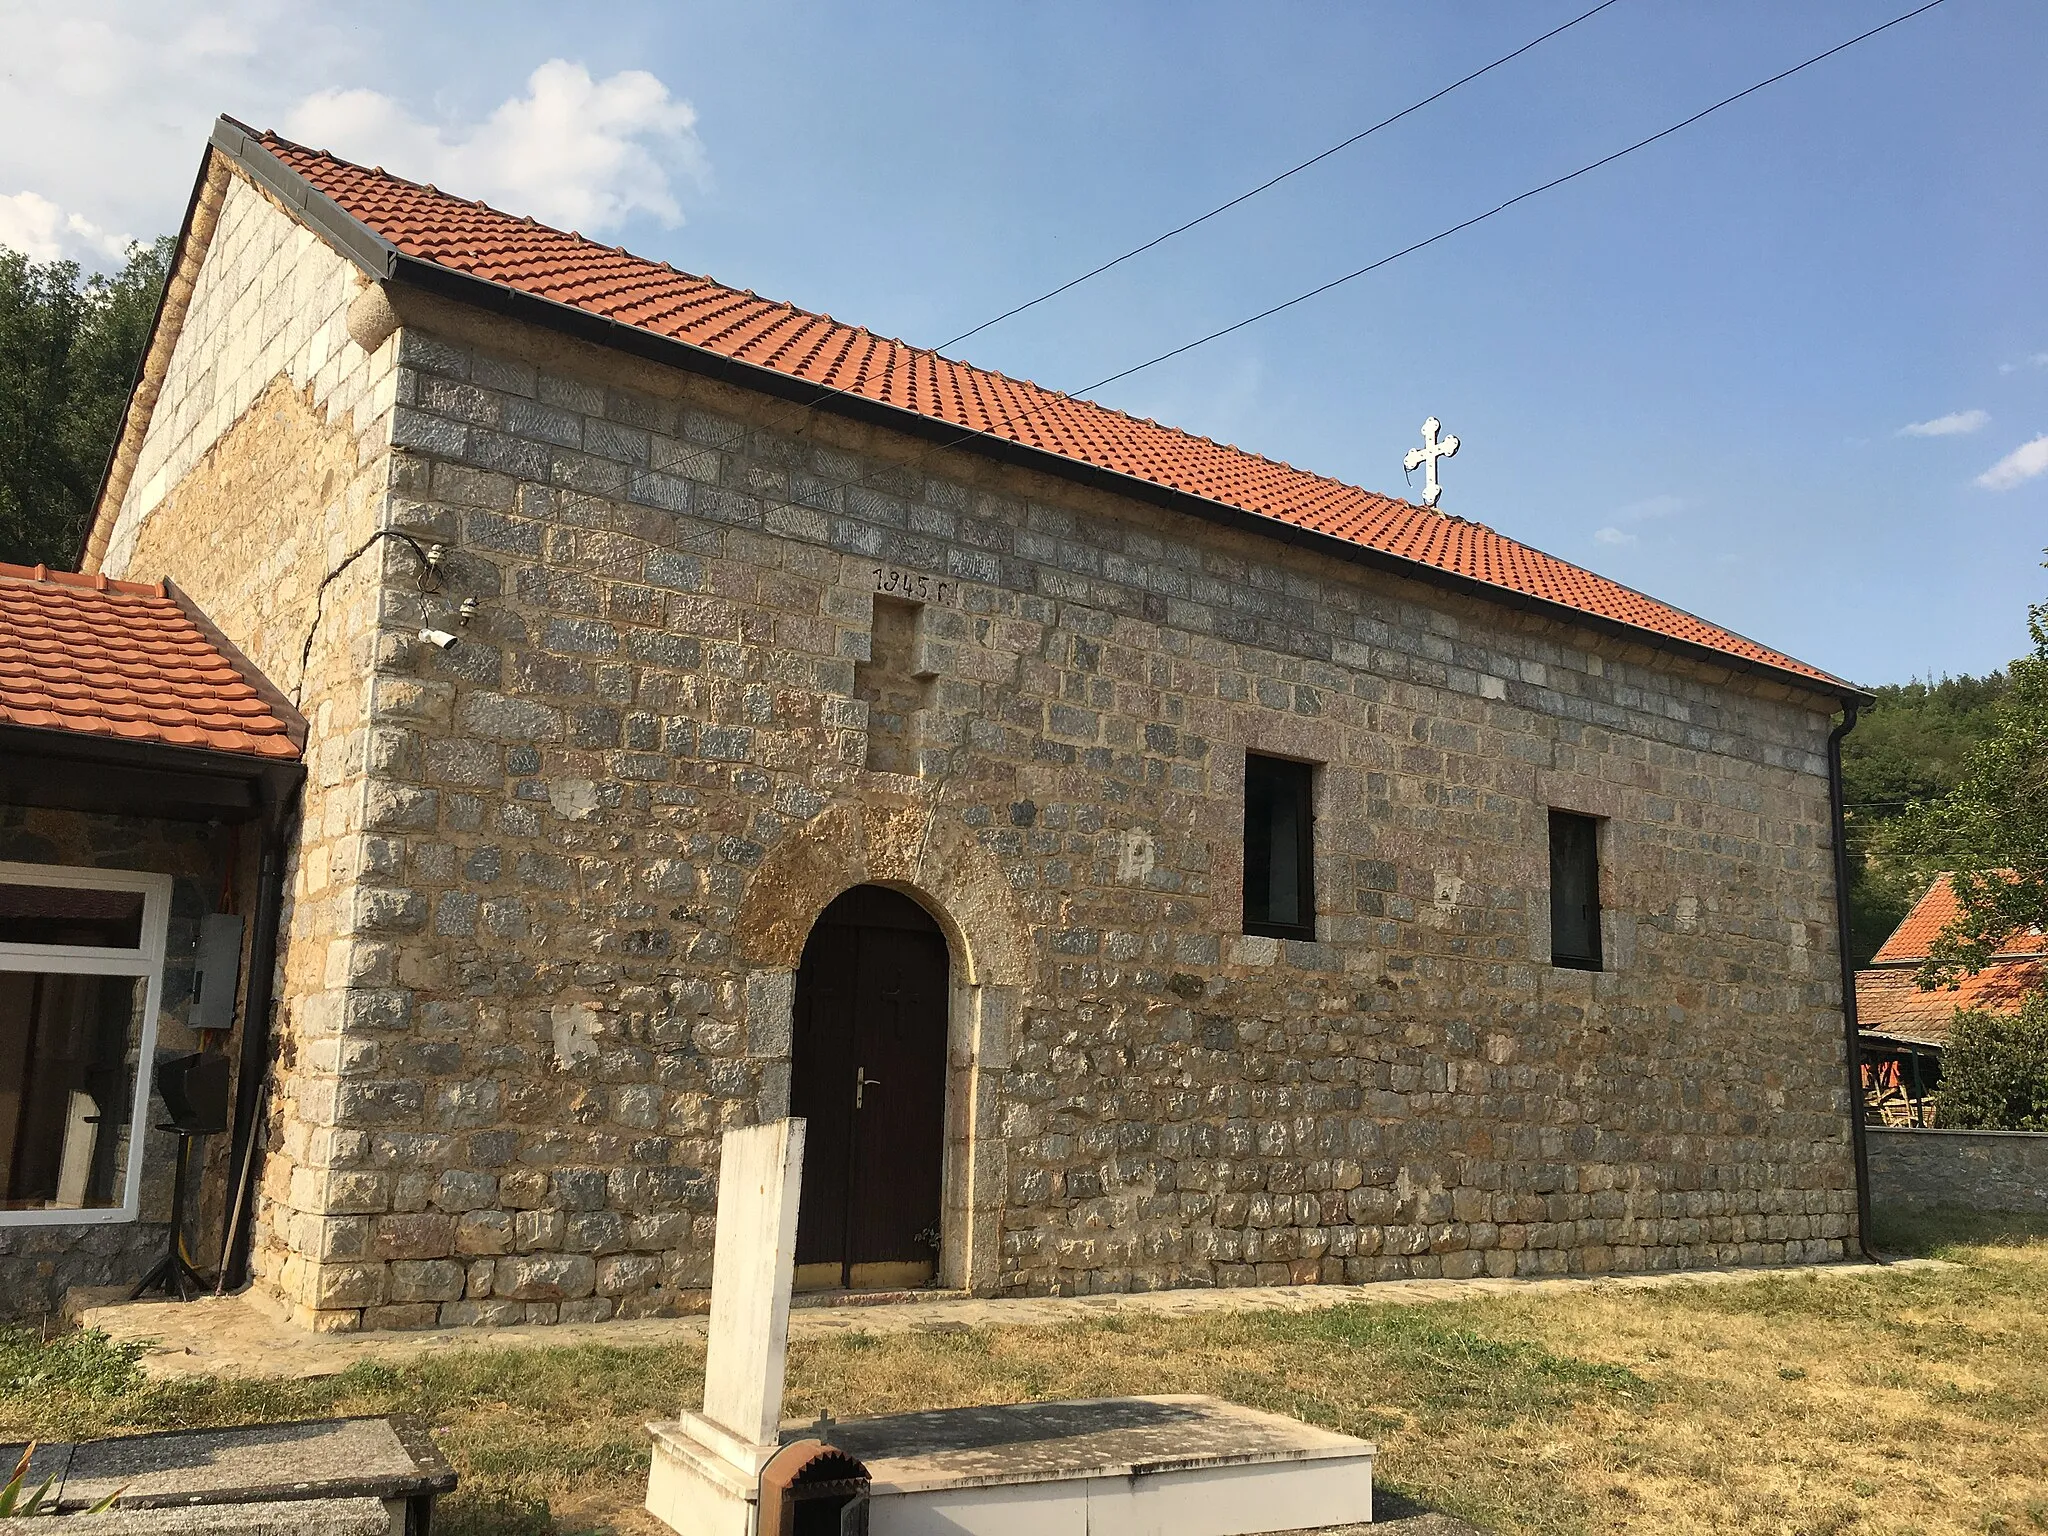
[1403, 416, 1459, 510]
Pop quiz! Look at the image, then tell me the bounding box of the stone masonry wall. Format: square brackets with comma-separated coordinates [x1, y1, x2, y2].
[237, 279, 1860, 1330]
[93, 168, 402, 1319]
[1868, 1127, 2048, 1213]
[0, 808, 243, 1319]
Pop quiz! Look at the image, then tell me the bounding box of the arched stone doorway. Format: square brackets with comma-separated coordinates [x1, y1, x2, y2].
[789, 884, 949, 1290]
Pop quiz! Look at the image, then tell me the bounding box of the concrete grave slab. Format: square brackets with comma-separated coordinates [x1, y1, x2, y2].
[809, 1394, 1375, 1536]
[54, 1495, 392, 1535]
[2, 1415, 453, 1531]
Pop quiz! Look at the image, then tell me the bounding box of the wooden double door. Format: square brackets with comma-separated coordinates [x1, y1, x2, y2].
[790, 885, 948, 1290]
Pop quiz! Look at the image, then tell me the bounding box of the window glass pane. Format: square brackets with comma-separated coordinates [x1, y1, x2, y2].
[1549, 810, 1602, 969]
[1245, 755, 1314, 938]
[0, 972, 144, 1210]
[0, 883, 146, 949]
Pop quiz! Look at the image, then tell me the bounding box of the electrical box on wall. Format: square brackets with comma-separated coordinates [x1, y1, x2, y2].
[190, 912, 244, 1033]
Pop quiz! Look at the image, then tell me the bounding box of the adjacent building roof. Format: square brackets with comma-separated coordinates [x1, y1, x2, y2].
[1856, 873, 2045, 1048]
[0, 563, 303, 760]
[1856, 962, 2045, 1049]
[179, 118, 1857, 700]
[1869, 872, 2047, 966]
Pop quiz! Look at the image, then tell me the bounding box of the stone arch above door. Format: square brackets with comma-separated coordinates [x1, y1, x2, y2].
[734, 799, 1031, 988]
[735, 797, 1024, 1294]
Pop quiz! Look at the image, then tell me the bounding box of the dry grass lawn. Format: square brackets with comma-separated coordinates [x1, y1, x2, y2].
[2, 1208, 2042, 1535]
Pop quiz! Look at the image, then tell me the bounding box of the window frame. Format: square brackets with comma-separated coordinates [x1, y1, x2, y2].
[0, 861, 173, 1227]
[1243, 752, 1318, 943]
[1547, 810, 1605, 972]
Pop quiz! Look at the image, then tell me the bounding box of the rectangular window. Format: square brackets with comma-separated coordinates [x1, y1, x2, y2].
[1244, 754, 1316, 941]
[1548, 810, 1603, 970]
[0, 864, 171, 1224]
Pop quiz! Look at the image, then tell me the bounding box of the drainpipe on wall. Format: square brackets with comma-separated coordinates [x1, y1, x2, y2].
[217, 772, 301, 1291]
[1827, 705, 1881, 1263]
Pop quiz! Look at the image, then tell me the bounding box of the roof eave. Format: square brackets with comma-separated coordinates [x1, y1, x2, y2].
[0, 721, 304, 823]
[208, 120, 1870, 709]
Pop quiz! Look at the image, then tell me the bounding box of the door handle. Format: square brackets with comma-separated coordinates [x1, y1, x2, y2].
[854, 1065, 881, 1109]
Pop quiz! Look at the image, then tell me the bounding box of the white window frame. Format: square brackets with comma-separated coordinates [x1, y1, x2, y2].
[0, 860, 173, 1227]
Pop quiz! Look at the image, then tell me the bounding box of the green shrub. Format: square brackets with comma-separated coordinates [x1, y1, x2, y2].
[1940, 990, 2048, 1130]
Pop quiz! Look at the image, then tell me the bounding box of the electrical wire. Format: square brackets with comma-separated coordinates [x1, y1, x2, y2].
[291, 528, 444, 707]
[933, 0, 1629, 354]
[917, 0, 1950, 459]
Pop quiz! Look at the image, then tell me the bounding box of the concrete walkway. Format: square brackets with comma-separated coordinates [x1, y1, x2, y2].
[70, 1257, 1947, 1381]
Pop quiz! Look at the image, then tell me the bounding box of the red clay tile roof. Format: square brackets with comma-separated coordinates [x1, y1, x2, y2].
[0, 563, 301, 759]
[1857, 960, 2045, 1047]
[242, 126, 1852, 696]
[1870, 872, 2047, 966]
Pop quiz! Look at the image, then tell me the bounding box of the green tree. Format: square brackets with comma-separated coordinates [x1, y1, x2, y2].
[0, 237, 171, 568]
[1938, 990, 2048, 1131]
[1839, 670, 2008, 965]
[1885, 558, 2048, 983]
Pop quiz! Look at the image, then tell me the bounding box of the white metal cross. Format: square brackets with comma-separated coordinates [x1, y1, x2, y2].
[1403, 416, 1460, 510]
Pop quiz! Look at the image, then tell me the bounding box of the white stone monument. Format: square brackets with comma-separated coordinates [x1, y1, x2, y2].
[647, 1117, 1379, 1535]
[646, 1117, 807, 1536]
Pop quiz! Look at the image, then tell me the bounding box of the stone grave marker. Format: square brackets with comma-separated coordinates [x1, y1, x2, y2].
[647, 1116, 1379, 1534]
[646, 1117, 808, 1534]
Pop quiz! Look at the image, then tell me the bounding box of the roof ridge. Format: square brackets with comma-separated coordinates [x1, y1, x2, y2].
[249, 129, 1443, 508]
[235, 124, 1858, 697]
[0, 560, 163, 598]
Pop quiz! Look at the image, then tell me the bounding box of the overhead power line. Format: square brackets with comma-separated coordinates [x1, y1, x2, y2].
[1045, 0, 1950, 411]
[771, 1, 1627, 445]
[934, 0, 1629, 354]
[909, 0, 1949, 461]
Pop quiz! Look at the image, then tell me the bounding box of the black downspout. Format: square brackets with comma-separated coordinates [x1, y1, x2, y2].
[219, 770, 301, 1290]
[1827, 705, 1880, 1262]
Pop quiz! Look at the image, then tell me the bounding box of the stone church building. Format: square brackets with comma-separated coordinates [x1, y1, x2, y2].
[4, 116, 1870, 1330]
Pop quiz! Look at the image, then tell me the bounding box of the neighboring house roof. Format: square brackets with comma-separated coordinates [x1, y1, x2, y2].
[1869, 872, 2047, 966]
[1856, 872, 2045, 1049]
[0, 563, 303, 760]
[91, 117, 1861, 702]
[1856, 961, 2045, 1049]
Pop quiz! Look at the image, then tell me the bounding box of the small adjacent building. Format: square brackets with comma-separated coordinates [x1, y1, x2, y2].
[0, 563, 301, 1316]
[2, 115, 1874, 1329]
[1855, 873, 2046, 1124]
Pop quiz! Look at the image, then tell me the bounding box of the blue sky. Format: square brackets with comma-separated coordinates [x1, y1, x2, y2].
[3, 0, 2041, 686]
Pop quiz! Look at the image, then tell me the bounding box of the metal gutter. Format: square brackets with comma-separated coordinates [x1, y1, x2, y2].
[1827, 705, 1881, 1263]
[209, 117, 401, 279]
[204, 118, 1869, 710]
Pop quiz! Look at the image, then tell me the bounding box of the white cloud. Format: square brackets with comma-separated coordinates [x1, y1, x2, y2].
[285, 61, 708, 234]
[1590, 493, 1679, 548]
[1975, 435, 2048, 491]
[0, 1, 353, 269]
[1998, 353, 2048, 375]
[0, 10, 706, 265]
[1613, 493, 1684, 523]
[0, 191, 132, 263]
[1898, 409, 1989, 438]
